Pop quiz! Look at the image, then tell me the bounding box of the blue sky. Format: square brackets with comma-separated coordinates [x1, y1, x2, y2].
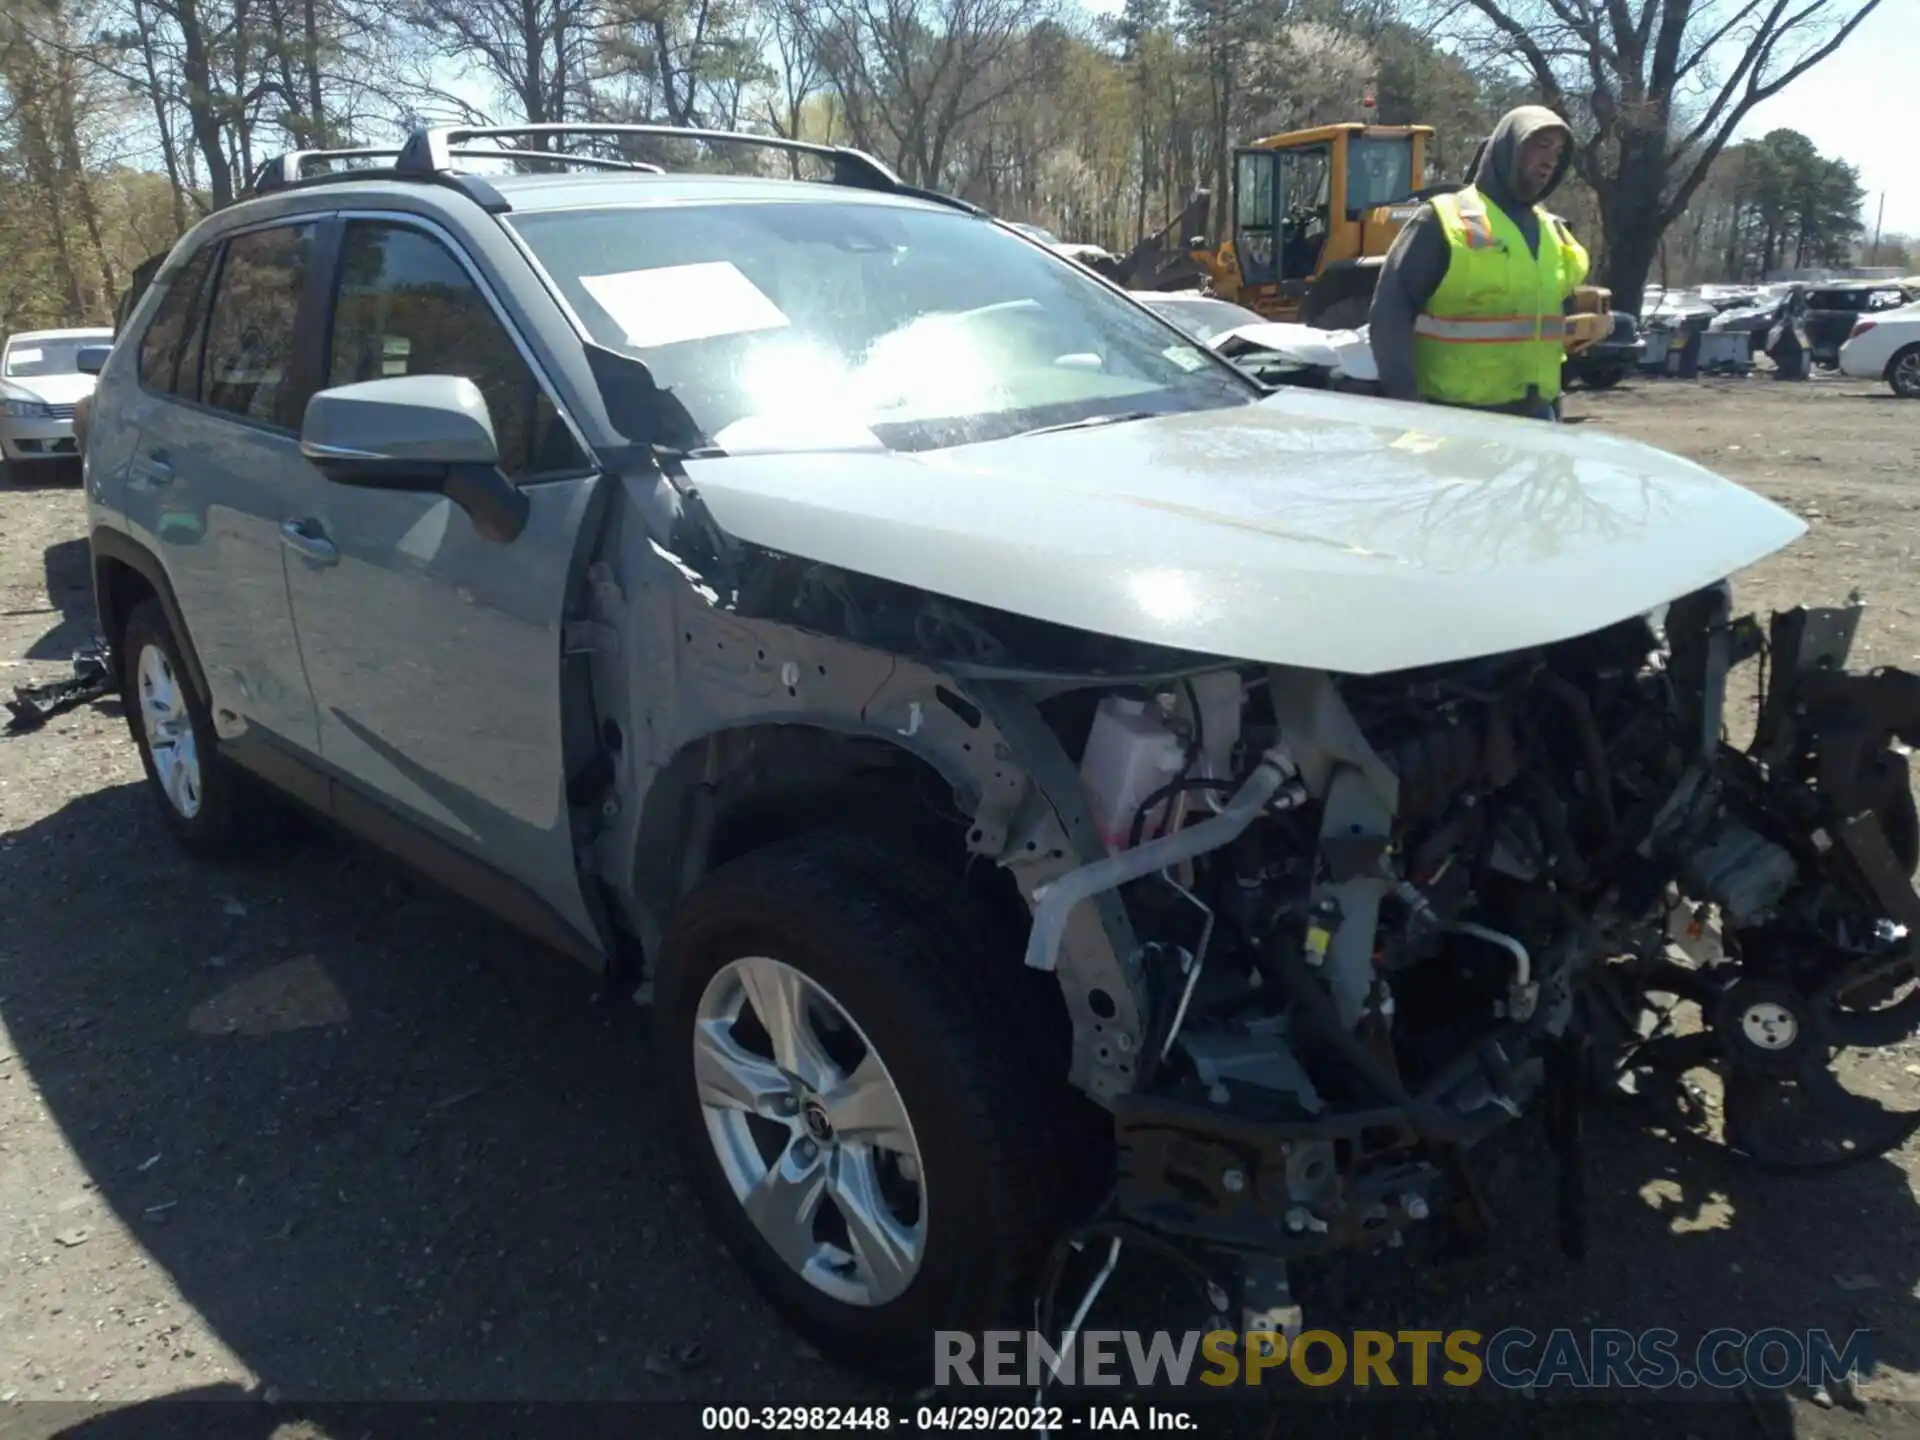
[1736, 2, 1916, 239]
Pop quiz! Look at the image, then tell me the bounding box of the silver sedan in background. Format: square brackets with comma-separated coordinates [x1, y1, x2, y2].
[1, 326, 113, 481]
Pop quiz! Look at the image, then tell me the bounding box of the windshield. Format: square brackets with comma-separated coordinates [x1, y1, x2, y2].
[3, 337, 104, 378]
[508, 200, 1253, 454]
[1346, 137, 1415, 214]
[1138, 296, 1265, 343]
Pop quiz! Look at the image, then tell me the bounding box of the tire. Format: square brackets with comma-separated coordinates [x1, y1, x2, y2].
[120, 596, 274, 858]
[1582, 366, 1626, 390]
[1888, 346, 1920, 399]
[653, 833, 1083, 1377]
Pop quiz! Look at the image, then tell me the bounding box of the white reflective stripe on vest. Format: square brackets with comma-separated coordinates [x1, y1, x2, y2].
[1414, 314, 1568, 342]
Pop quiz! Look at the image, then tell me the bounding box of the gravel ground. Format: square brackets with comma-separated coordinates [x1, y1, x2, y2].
[2, 375, 1919, 1440]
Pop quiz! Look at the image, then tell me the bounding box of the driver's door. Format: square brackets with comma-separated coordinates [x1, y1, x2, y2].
[1233, 148, 1283, 291]
[281, 214, 610, 962]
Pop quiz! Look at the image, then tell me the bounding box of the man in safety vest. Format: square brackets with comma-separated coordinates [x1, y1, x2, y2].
[1369, 105, 1590, 420]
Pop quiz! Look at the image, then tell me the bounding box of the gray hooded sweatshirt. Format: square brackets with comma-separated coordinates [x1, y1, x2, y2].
[1368, 106, 1576, 405]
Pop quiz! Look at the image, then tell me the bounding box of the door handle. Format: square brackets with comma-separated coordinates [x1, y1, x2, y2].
[130, 452, 173, 488]
[280, 517, 339, 567]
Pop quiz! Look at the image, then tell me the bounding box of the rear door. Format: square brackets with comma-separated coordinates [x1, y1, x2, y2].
[280, 212, 608, 959]
[120, 219, 328, 760]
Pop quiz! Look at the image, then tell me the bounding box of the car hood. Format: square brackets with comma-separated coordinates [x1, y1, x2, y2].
[0, 372, 97, 405]
[683, 389, 1806, 676]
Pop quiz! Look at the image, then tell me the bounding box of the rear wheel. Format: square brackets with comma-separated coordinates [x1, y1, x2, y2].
[1888, 346, 1920, 399]
[1581, 366, 1627, 390]
[654, 833, 1080, 1376]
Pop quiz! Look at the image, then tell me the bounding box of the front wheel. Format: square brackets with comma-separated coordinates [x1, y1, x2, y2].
[654, 834, 1075, 1377]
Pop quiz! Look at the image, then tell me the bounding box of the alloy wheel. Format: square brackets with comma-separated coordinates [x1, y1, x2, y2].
[693, 954, 927, 1307]
[137, 642, 202, 819]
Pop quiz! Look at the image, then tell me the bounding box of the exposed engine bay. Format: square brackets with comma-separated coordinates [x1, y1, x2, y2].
[1022, 584, 1920, 1340]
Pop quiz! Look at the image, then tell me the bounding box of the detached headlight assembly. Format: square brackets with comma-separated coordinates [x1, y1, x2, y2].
[3, 398, 51, 420]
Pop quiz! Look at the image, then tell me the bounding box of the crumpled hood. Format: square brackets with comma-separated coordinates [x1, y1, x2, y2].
[683, 390, 1806, 676]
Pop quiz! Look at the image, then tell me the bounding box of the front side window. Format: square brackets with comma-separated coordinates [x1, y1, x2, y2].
[199, 223, 316, 425]
[324, 221, 586, 478]
[508, 198, 1252, 455]
[137, 246, 219, 398]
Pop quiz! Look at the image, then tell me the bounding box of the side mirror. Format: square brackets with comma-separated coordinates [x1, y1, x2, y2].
[76, 344, 113, 376]
[300, 375, 529, 543]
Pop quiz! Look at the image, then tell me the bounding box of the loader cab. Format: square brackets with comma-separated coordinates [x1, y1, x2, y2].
[1229, 124, 1430, 317]
[1233, 141, 1332, 292]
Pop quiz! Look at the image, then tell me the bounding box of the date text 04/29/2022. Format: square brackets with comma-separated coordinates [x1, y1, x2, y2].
[700, 1405, 1195, 1431]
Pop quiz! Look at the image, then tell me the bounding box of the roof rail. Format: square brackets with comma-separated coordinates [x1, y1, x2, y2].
[466, 147, 665, 176]
[248, 146, 405, 193]
[396, 123, 908, 193]
[395, 122, 988, 214]
[246, 123, 987, 217]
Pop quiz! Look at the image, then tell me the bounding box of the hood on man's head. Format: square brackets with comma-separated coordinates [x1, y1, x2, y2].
[1472, 105, 1572, 209]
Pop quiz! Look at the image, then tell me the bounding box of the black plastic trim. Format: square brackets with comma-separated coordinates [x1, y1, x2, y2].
[88, 527, 211, 704]
[222, 734, 607, 966]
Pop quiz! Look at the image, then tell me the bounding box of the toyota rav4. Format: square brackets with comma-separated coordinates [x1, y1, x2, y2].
[81, 124, 1920, 1380]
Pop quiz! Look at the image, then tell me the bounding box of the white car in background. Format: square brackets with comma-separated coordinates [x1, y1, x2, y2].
[1135, 291, 1379, 388]
[1837, 300, 1920, 398]
[0, 326, 114, 478]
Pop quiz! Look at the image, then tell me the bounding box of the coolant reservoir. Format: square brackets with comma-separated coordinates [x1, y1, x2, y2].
[1080, 696, 1189, 852]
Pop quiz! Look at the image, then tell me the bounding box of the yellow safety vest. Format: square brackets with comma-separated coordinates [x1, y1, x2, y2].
[1412, 186, 1591, 409]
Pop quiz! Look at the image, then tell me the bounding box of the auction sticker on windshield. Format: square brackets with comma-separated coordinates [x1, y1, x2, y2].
[6, 347, 42, 367]
[580, 261, 791, 350]
[1163, 344, 1208, 371]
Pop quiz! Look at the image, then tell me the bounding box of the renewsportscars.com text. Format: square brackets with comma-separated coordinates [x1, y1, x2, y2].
[934, 1327, 1874, 1392]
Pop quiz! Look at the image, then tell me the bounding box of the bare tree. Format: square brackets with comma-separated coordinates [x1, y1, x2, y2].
[801, 0, 1059, 188]
[756, 0, 826, 153]
[405, 0, 598, 131]
[1453, 0, 1882, 311]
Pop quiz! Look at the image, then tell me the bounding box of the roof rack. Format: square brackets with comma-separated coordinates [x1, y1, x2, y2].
[244, 122, 987, 217]
[396, 123, 907, 192]
[246, 142, 665, 196]
[248, 146, 405, 192]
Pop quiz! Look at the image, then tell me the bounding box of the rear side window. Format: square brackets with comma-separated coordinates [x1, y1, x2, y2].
[323, 220, 587, 479]
[199, 223, 316, 427]
[136, 246, 218, 398]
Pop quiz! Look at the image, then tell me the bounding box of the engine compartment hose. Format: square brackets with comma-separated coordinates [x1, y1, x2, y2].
[1023, 743, 1305, 973]
[1442, 921, 1532, 996]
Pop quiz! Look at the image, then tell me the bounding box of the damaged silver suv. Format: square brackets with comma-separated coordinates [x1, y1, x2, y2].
[84, 125, 1920, 1376]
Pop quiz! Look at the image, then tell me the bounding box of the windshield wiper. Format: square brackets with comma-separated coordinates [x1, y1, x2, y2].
[1014, 410, 1159, 439]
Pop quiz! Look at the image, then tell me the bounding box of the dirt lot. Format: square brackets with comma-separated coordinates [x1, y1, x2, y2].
[2, 375, 1919, 1440]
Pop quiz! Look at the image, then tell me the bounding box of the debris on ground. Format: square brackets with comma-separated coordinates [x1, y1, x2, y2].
[4, 637, 111, 734]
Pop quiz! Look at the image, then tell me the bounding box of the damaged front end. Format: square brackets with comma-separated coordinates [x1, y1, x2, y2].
[1011, 585, 1920, 1330]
